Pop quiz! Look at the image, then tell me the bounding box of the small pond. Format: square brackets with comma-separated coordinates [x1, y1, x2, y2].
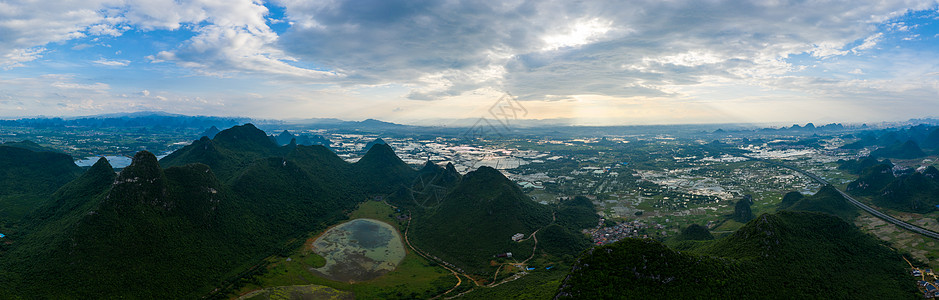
[310, 218, 405, 283]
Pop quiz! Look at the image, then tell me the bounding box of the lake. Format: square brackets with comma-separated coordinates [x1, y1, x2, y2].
[310, 218, 406, 283]
[75, 154, 169, 168]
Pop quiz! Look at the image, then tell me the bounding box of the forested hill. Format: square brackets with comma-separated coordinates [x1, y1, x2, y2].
[410, 166, 554, 275]
[0, 124, 419, 298]
[0, 142, 82, 221]
[842, 157, 939, 213]
[352, 143, 418, 194]
[555, 211, 915, 299]
[159, 123, 290, 180]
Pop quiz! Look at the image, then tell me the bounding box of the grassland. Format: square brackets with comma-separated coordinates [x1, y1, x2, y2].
[231, 201, 456, 299]
[457, 270, 566, 300]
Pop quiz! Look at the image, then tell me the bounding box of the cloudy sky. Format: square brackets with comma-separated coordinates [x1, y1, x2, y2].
[1, 0, 939, 125]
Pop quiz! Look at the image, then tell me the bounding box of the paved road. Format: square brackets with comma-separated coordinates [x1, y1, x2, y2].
[754, 157, 939, 240]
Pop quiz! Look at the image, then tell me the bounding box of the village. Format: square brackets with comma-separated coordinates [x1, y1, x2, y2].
[583, 218, 666, 245]
[912, 266, 939, 298]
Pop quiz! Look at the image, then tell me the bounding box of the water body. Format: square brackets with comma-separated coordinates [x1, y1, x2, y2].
[75, 154, 170, 168]
[310, 218, 405, 283]
[75, 155, 133, 168]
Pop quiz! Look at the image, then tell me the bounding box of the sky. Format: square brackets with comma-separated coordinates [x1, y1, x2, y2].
[1, 0, 939, 126]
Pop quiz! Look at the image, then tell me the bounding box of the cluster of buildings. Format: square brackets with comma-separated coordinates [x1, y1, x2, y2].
[914, 268, 939, 298]
[582, 218, 666, 245]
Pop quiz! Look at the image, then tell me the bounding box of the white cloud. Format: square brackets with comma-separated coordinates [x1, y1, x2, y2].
[0, 0, 337, 79]
[50, 81, 110, 91]
[811, 42, 849, 58]
[542, 18, 614, 51]
[151, 24, 340, 78]
[3, 0, 939, 123]
[93, 58, 130, 66]
[853, 33, 883, 52]
[0, 74, 228, 117]
[0, 0, 118, 67]
[274, 0, 938, 101]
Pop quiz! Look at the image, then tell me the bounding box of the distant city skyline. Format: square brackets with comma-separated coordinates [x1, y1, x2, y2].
[2, 1, 939, 125]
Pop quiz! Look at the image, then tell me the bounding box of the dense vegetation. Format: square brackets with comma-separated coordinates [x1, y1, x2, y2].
[777, 191, 805, 209]
[675, 223, 714, 241]
[271, 130, 332, 147]
[840, 125, 939, 155]
[0, 124, 421, 298]
[836, 156, 890, 174]
[732, 196, 754, 223]
[843, 159, 939, 213]
[780, 185, 858, 221]
[352, 143, 418, 194]
[871, 140, 927, 159]
[554, 196, 600, 232]
[0, 142, 82, 221]
[410, 166, 552, 275]
[876, 166, 939, 213]
[556, 211, 916, 299]
[847, 163, 897, 196]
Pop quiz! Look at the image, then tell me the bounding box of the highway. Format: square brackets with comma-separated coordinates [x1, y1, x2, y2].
[753, 157, 939, 241]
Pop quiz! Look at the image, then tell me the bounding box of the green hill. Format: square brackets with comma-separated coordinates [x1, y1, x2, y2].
[160, 123, 286, 180]
[846, 163, 896, 196]
[837, 156, 890, 174]
[397, 161, 462, 209]
[554, 196, 600, 232]
[555, 211, 915, 299]
[352, 143, 416, 194]
[537, 223, 591, 258]
[871, 140, 927, 159]
[732, 196, 754, 222]
[411, 166, 552, 275]
[200, 125, 221, 139]
[0, 142, 82, 221]
[845, 162, 939, 213]
[783, 185, 858, 221]
[229, 155, 355, 234]
[777, 191, 804, 209]
[0, 123, 436, 298]
[273, 130, 296, 146]
[3, 152, 242, 297]
[2, 149, 357, 298]
[0, 123, 385, 298]
[675, 223, 714, 241]
[875, 168, 939, 213]
[923, 128, 939, 149]
[1, 140, 58, 152]
[284, 144, 353, 190]
[363, 138, 387, 153]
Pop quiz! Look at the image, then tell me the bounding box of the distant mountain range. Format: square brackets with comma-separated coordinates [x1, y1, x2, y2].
[5, 110, 939, 131]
